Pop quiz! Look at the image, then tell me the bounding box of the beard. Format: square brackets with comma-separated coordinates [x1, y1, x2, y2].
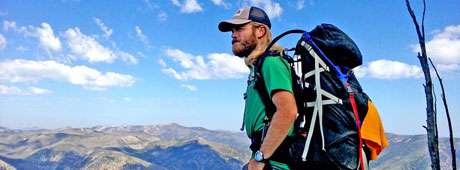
[232, 36, 257, 58]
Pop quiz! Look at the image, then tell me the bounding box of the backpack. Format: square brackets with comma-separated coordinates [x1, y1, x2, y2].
[254, 24, 385, 170]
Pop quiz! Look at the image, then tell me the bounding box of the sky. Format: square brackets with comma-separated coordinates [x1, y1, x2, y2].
[0, 0, 459, 137]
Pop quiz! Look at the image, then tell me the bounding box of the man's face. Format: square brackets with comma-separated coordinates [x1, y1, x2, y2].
[231, 23, 257, 57]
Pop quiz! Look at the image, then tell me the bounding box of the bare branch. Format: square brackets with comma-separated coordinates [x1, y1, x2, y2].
[429, 58, 457, 170]
[433, 84, 437, 116]
[405, 0, 424, 43]
[432, 83, 438, 137]
[422, 0, 426, 40]
[406, 0, 439, 169]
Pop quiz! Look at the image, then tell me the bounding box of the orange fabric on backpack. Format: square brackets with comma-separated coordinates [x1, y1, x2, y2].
[361, 100, 389, 160]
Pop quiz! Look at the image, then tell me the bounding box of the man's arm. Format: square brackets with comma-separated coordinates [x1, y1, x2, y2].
[259, 90, 298, 159]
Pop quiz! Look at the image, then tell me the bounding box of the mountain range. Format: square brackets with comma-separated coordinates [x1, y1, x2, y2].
[0, 124, 458, 170]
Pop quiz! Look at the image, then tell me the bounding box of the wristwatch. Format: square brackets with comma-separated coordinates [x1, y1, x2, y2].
[254, 150, 268, 163]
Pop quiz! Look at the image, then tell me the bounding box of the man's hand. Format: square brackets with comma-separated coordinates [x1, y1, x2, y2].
[248, 159, 265, 170]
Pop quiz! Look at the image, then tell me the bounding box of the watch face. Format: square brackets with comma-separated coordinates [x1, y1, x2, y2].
[254, 151, 263, 161]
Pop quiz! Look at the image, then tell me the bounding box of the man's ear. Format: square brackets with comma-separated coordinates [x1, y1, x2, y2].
[254, 26, 266, 39]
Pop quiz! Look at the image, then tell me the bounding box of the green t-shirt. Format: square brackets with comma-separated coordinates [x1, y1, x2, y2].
[243, 56, 294, 170]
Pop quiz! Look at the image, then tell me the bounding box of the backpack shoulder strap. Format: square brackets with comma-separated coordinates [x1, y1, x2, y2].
[254, 51, 289, 123]
[254, 52, 278, 122]
[254, 29, 305, 122]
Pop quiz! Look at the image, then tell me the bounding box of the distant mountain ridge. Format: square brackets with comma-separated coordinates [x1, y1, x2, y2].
[0, 124, 250, 170]
[0, 124, 459, 170]
[370, 133, 460, 170]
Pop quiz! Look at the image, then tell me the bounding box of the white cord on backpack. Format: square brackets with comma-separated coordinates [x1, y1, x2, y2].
[301, 41, 342, 161]
[301, 102, 318, 161]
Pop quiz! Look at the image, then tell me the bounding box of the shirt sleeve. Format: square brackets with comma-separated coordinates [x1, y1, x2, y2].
[261, 56, 293, 99]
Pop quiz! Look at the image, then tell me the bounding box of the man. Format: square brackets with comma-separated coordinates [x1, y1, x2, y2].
[218, 7, 297, 170]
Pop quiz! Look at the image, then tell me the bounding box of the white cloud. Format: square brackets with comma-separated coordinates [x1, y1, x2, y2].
[4, 21, 62, 52]
[160, 48, 249, 80]
[412, 24, 460, 71]
[158, 59, 167, 67]
[64, 26, 137, 64]
[0, 85, 22, 95]
[16, 46, 28, 52]
[162, 67, 185, 80]
[0, 34, 6, 49]
[435, 64, 458, 71]
[29, 87, 52, 94]
[171, 0, 181, 6]
[171, 0, 203, 13]
[181, 84, 198, 91]
[0, 59, 135, 90]
[143, 0, 159, 10]
[123, 97, 132, 102]
[137, 51, 147, 58]
[165, 48, 195, 69]
[118, 51, 138, 64]
[353, 59, 423, 79]
[3, 21, 62, 52]
[94, 18, 113, 38]
[207, 53, 250, 79]
[246, 0, 283, 18]
[0, 85, 52, 95]
[210, 0, 229, 8]
[34, 23, 62, 51]
[135, 26, 149, 45]
[4, 21, 137, 64]
[210, 0, 223, 5]
[352, 66, 367, 79]
[158, 11, 168, 21]
[64, 27, 117, 63]
[296, 0, 305, 10]
[182, 0, 203, 13]
[3, 20, 17, 31]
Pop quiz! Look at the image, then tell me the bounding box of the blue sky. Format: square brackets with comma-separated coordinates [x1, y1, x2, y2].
[0, 0, 459, 137]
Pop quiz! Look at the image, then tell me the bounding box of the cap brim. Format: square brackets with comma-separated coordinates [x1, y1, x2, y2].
[218, 19, 251, 32]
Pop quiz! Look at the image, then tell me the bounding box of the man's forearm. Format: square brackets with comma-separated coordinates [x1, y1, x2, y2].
[259, 109, 297, 158]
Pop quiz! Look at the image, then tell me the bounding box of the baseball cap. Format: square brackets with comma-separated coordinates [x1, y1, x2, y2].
[218, 6, 271, 32]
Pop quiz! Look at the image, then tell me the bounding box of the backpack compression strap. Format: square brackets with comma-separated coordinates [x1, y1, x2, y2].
[346, 82, 365, 170]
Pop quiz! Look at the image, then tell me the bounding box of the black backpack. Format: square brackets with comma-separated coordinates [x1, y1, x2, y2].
[254, 24, 371, 170]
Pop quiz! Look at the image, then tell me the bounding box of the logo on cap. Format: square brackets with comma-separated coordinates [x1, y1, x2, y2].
[234, 10, 242, 17]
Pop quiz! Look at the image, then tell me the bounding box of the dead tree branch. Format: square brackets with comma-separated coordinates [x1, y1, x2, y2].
[429, 58, 456, 170]
[405, 0, 440, 169]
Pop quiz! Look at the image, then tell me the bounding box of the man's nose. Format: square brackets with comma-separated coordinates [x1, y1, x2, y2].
[231, 30, 237, 38]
